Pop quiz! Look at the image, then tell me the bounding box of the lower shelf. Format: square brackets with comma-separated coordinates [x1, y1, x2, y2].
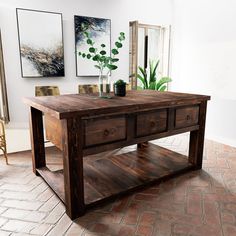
[37, 143, 194, 208]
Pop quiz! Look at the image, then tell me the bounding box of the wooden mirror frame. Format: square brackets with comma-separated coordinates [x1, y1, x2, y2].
[0, 30, 10, 123]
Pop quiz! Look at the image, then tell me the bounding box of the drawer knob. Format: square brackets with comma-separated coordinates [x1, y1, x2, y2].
[186, 115, 191, 120]
[103, 129, 110, 136]
[150, 121, 156, 127]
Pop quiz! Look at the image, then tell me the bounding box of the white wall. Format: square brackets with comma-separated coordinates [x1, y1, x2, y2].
[0, 0, 172, 152]
[171, 0, 236, 147]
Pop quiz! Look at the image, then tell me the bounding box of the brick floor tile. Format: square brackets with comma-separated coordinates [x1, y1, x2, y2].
[192, 225, 222, 236]
[172, 223, 192, 235]
[0, 217, 8, 227]
[139, 212, 156, 226]
[1, 220, 37, 233]
[38, 195, 59, 212]
[0, 206, 7, 214]
[1, 200, 42, 211]
[65, 222, 86, 236]
[0, 230, 11, 236]
[123, 209, 139, 225]
[112, 196, 130, 212]
[0, 191, 37, 201]
[204, 200, 221, 226]
[47, 214, 72, 236]
[136, 225, 153, 236]
[221, 212, 235, 224]
[36, 188, 53, 202]
[1, 208, 46, 223]
[43, 202, 65, 224]
[118, 225, 136, 236]
[187, 192, 202, 215]
[223, 224, 236, 236]
[29, 223, 53, 235]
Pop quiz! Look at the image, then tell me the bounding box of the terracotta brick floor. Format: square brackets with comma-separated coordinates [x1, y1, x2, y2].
[0, 134, 236, 236]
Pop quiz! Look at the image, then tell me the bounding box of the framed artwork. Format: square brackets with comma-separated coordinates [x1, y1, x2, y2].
[74, 15, 111, 76]
[16, 8, 65, 78]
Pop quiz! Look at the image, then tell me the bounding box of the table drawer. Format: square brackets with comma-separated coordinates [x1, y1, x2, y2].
[136, 109, 167, 137]
[175, 106, 199, 129]
[84, 116, 126, 147]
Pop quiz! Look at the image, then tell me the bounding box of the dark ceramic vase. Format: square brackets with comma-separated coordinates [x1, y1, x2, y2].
[114, 84, 126, 96]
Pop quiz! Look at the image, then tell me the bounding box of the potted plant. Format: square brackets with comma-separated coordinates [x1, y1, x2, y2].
[78, 24, 125, 98]
[137, 60, 172, 91]
[114, 79, 127, 96]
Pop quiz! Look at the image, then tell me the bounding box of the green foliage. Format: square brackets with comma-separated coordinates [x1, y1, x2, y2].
[114, 79, 126, 85]
[78, 28, 125, 75]
[137, 60, 172, 91]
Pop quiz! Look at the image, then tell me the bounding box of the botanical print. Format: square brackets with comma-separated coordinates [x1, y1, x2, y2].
[74, 15, 111, 76]
[16, 9, 64, 77]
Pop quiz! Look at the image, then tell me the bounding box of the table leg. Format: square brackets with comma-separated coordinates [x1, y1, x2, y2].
[62, 118, 85, 219]
[189, 101, 207, 169]
[29, 107, 46, 175]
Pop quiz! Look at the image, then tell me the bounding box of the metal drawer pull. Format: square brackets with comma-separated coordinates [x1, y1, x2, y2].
[186, 115, 191, 120]
[103, 129, 110, 136]
[150, 121, 156, 127]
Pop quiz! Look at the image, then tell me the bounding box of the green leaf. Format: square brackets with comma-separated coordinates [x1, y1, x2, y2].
[99, 56, 106, 62]
[138, 66, 148, 88]
[107, 64, 118, 70]
[83, 32, 89, 37]
[111, 58, 119, 62]
[92, 55, 100, 61]
[149, 60, 159, 84]
[100, 50, 106, 55]
[89, 47, 96, 53]
[159, 85, 167, 91]
[87, 39, 93, 45]
[111, 49, 119, 55]
[101, 44, 106, 48]
[87, 54, 91, 59]
[78, 52, 82, 56]
[148, 81, 156, 90]
[155, 77, 172, 90]
[120, 32, 125, 36]
[137, 74, 146, 89]
[95, 65, 101, 70]
[115, 42, 122, 48]
[82, 53, 86, 58]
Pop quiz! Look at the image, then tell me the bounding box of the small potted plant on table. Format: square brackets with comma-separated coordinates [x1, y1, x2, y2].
[78, 24, 125, 98]
[114, 79, 126, 96]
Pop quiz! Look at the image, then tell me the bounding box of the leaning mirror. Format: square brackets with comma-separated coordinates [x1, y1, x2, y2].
[0, 30, 10, 123]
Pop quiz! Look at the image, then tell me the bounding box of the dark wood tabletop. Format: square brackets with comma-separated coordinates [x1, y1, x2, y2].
[24, 90, 210, 119]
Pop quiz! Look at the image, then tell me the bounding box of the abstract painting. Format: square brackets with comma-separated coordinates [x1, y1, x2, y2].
[74, 15, 111, 76]
[16, 9, 64, 78]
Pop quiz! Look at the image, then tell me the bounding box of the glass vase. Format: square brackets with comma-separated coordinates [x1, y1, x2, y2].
[98, 72, 111, 98]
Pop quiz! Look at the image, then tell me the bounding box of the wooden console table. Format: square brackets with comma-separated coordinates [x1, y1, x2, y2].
[24, 90, 210, 220]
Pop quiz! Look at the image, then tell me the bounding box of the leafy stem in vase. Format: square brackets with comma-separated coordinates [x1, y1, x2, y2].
[78, 24, 125, 75]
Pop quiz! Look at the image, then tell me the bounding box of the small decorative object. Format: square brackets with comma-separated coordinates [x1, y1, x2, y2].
[114, 79, 126, 97]
[16, 8, 64, 78]
[78, 27, 125, 98]
[74, 15, 111, 76]
[137, 60, 172, 91]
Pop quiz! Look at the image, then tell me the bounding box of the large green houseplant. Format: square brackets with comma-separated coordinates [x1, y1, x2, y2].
[78, 24, 125, 98]
[137, 60, 171, 91]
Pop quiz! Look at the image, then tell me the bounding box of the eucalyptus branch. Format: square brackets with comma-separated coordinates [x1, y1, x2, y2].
[78, 28, 125, 75]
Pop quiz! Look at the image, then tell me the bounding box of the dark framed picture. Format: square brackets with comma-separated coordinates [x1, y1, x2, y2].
[16, 8, 65, 78]
[74, 15, 111, 77]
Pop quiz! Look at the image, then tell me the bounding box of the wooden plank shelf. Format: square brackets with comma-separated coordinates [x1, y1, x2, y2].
[37, 143, 194, 209]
